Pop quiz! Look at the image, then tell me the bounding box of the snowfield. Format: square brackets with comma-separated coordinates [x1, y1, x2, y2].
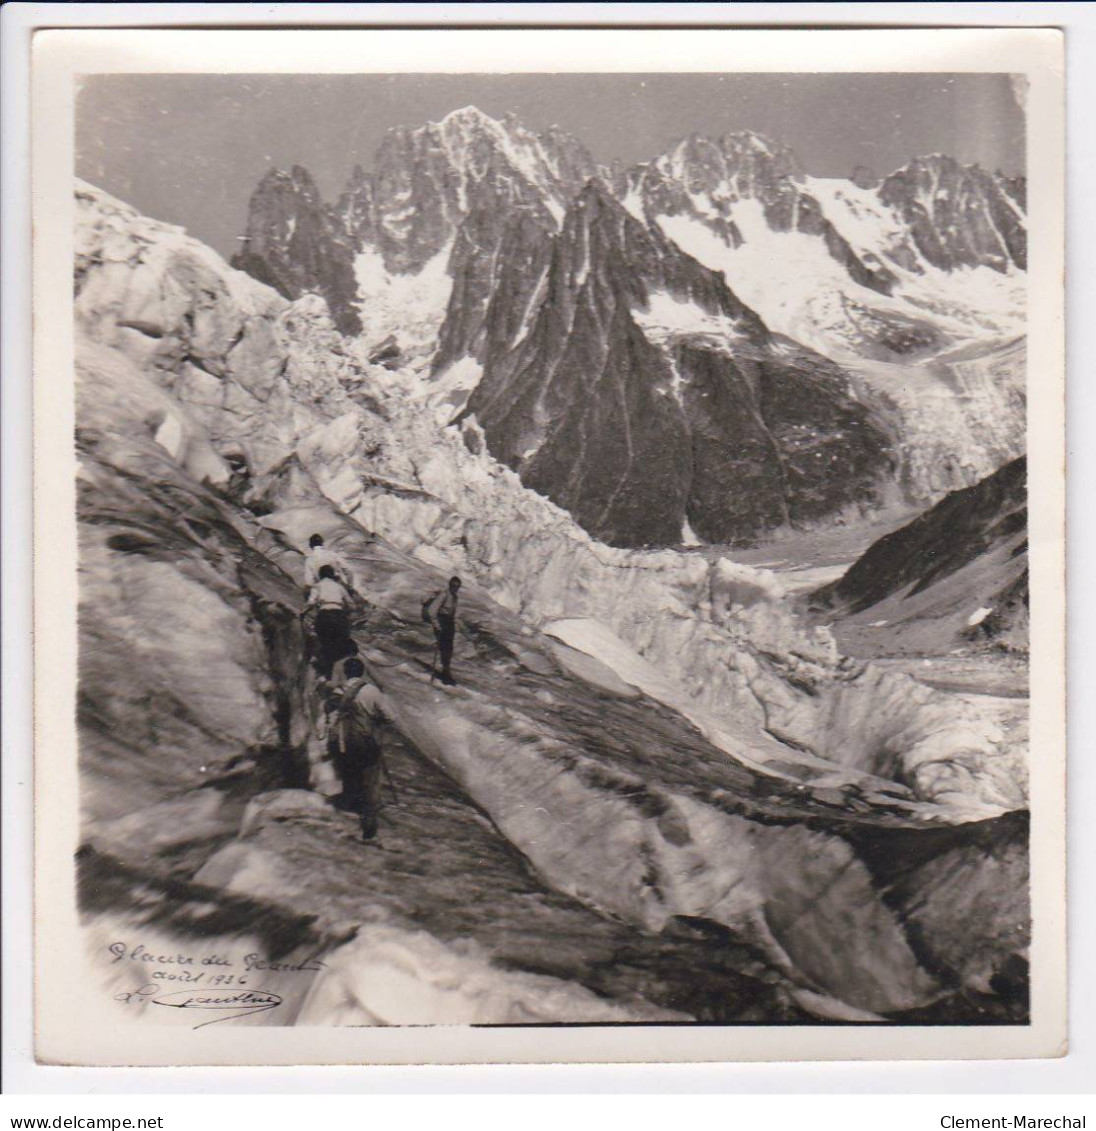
[654, 203, 1025, 503]
[354, 242, 455, 365]
[657, 202, 1025, 359]
[632, 289, 749, 351]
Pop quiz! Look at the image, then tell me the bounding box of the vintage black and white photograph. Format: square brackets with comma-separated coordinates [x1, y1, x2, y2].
[31, 27, 1066, 1064]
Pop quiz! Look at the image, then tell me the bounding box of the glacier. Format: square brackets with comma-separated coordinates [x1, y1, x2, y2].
[73, 179, 1030, 1026]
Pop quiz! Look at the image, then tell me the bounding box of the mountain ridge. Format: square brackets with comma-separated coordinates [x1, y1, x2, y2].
[463, 181, 894, 547]
[233, 106, 1026, 337]
[228, 105, 1027, 546]
[811, 457, 1028, 658]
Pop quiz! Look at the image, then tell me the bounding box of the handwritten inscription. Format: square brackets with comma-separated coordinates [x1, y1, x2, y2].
[108, 941, 324, 985]
[109, 942, 233, 972]
[152, 988, 283, 1029]
[113, 983, 283, 1029]
[108, 940, 324, 1028]
[243, 953, 324, 974]
[114, 983, 159, 1005]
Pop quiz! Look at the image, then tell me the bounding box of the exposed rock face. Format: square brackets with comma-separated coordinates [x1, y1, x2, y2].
[968, 568, 1029, 651]
[350, 108, 600, 372]
[231, 167, 362, 335]
[358, 107, 596, 272]
[813, 457, 1028, 656]
[816, 457, 1026, 613]
[851, 165, 881, 190]
[432, 194, 558, 376]
[879, 155, 1027, 273]
[465, 184, 894, 547]
[236, 107, 598, 357]
[228, 108, 1028, 536]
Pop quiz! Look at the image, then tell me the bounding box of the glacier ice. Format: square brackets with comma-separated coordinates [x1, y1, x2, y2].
[72, 180, 1031, 1024]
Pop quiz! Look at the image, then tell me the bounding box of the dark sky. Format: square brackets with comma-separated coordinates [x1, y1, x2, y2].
[76, 73, 1025, 259]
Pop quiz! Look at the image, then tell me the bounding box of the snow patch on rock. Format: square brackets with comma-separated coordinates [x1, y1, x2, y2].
[354, 242, 455, 364]
[424, 355, 484, 419]
[632, 289, 748, 348]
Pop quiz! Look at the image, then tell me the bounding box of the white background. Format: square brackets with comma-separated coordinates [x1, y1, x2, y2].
[3, 0, 1093, 1104]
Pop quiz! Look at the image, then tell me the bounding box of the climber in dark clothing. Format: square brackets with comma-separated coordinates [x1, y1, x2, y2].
[324, 657, 390, 840]
[306, 564, 356, 679]
[424, 575, 461, 686]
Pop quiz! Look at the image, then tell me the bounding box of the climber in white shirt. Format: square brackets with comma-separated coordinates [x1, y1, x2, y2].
[305, 564, 356, 679]
[303, 533, 353, 593]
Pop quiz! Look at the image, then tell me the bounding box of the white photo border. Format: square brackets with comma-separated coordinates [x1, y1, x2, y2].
[9, 10, 1070, 1082]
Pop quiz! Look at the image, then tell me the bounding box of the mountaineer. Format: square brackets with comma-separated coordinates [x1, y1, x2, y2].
[423, 575, 462, 686]
[303, 533, 353, 593]
[324, 657, 393, 841]
[306, 564, 356, 679]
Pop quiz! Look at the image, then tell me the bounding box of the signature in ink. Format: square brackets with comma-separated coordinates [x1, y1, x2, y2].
[152, 988, 283, 1029]
[115, 984, 283, 1029]
[114, 983, 159, 1005]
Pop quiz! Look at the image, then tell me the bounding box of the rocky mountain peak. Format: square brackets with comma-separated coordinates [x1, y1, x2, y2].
[630, 129, 895, 297]
[463, 171, 891, 548]
[886, 153, 972, 194]
[880, 154, 1027, 272]
[290, 163, 322, 192]
[719, 130, 804, 182]
[335, 164, 375, 245]
[390, 104, 597, 196]
[232, 164, 361, 335]
[343, 105, 598, 278]
[850, 164, 881, 189]
[554, 180, 756, 327]
[646, 129, 802, 185]
[439, 103, 495, 126]
[250, 164, 323, 210]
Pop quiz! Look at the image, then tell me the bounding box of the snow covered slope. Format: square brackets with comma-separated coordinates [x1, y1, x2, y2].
[839, 337, 1026, 501]
[656, 207, 1023, 503]
[658, 202, 1024, 362]
[629, 136, 1025, 359]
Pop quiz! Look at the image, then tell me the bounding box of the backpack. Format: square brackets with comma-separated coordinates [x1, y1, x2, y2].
[327, 679, 382, 756]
